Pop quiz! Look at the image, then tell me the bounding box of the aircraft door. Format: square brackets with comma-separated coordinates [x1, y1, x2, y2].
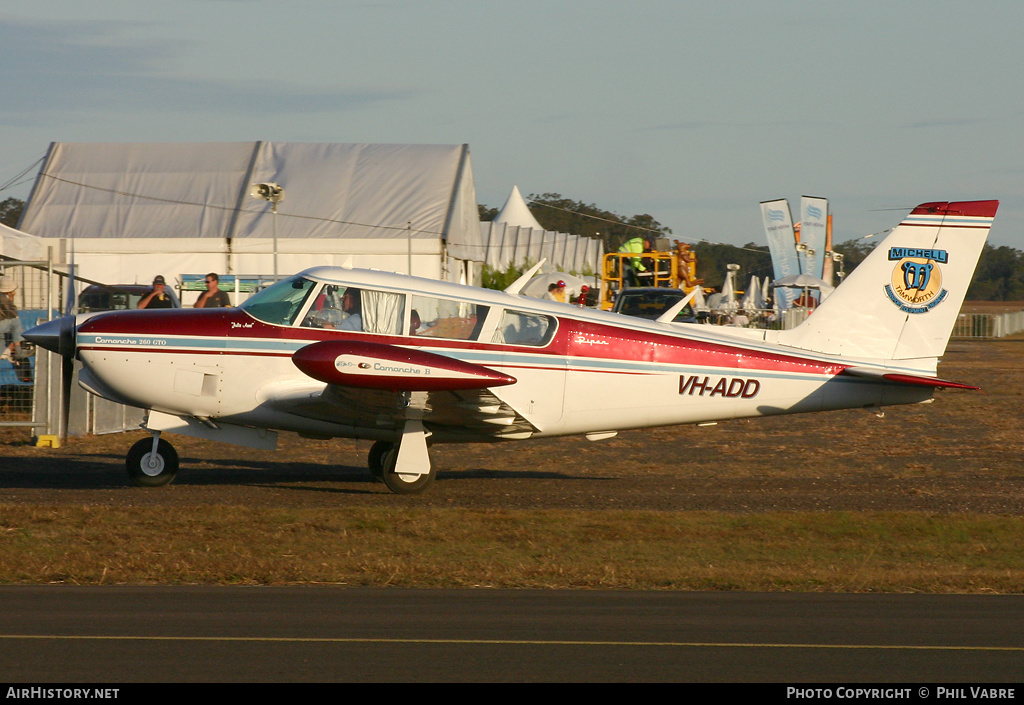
[492, 308, 565, 430]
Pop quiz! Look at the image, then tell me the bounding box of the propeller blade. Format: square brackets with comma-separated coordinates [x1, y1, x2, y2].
[60, 355, 73, 441]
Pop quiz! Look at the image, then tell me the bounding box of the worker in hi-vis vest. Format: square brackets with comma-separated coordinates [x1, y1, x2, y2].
[618, 237, 652, 287]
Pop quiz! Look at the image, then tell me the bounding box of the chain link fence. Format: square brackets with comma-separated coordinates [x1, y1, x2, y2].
[0, 257, 62, 432]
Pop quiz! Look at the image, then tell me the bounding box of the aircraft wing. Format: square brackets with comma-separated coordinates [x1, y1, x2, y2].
[276, 340, 538, 442]
[322, 385, 538, 441]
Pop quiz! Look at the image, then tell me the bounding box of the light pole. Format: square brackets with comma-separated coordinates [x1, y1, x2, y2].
[826, 251, 845, 282]
[250, 182, 285, 280]
[795, 242, 807, 275]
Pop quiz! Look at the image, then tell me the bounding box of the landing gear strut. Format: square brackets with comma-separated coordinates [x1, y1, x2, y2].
[126, 434, 179, 487]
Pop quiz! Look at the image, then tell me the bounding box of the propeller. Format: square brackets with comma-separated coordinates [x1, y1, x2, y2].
[22, 308, 78, 441]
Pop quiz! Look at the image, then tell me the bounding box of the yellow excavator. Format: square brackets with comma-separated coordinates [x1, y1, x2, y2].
[599, 239, 704, 310]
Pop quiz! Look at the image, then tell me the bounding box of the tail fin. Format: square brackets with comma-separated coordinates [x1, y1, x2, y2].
[777, 200, 997, 364]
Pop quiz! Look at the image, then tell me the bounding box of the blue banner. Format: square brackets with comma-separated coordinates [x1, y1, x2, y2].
[760, 199, 799, 309]
[799, 196, 829, 280]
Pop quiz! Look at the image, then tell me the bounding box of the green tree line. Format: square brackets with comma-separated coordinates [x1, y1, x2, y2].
[482, 194, 1024, 300]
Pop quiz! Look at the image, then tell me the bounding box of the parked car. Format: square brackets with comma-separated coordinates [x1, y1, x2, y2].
[611, 287, 702, 323]
[78, 284, 180, 312]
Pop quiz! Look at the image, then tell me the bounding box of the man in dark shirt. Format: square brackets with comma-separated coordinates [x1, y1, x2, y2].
[194, 272, 232, 308]
[138, 275, 174, 309]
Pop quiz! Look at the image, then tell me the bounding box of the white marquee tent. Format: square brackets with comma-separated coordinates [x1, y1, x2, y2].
[19, 142, 486, 293]
[480, 185, 602, 282]
[493, 185, 544, 231]
[0, 222, 46, 262]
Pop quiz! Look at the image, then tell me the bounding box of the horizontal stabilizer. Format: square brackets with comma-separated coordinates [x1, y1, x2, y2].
[841, 367, 979, 390]
[292, 340, 517, 391]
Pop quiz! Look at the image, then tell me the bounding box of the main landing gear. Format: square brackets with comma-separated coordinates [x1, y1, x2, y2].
[123, 424, 436, 495]
[367, 420, 436, 495]
[126, 434, 179, 487]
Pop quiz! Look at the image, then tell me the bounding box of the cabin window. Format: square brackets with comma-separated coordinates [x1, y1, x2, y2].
[492, 309, 555, 346]
[409, 296, 488, 340]
[240, 276, 317, 326]
[301, 285, 404, 335]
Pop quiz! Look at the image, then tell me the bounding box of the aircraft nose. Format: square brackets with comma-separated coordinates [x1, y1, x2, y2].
[23, 316, 76, 357]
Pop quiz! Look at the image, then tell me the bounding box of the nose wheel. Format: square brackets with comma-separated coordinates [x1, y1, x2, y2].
[126, 436, 179, 487]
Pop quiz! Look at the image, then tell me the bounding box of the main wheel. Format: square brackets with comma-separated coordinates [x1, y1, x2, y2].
[126, 438, 179, 487]
[367, 441, 393, 483]
[380, 447, 435, 495]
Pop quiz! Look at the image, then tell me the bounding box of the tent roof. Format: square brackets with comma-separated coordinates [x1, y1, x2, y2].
[19, 141, 484, 261]
[0, 222, 46, 261]
[493, 185, 544, 231]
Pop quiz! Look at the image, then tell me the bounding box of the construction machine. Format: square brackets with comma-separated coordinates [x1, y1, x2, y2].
[599, 239, 704, 310]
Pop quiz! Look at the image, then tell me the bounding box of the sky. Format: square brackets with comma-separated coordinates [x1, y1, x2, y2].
[2, 0, 1023, 250]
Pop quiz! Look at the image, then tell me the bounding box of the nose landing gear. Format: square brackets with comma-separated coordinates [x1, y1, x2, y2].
[126, 434, 179, 487]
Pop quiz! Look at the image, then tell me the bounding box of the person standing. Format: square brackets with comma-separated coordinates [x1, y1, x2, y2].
[0, 276, 23, 361]
[618, 237, 652, 287]
[544, 280, 567, 303]
[138, 275, 174, 309]
[194, 272, 232, 308]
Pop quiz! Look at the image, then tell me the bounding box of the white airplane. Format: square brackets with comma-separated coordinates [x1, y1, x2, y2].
[25, 200, 997, 494]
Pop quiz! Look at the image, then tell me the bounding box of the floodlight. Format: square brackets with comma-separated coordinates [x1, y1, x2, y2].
[250, 182, 284, 203]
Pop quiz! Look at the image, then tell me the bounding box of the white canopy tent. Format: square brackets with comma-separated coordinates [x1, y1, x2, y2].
[493, 185, 544, 231]
[0, 222, 46, 261]
[19, 142, 486, 293]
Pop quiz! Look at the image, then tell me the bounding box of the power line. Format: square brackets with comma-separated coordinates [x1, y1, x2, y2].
[0, 157, 44, 194]
[36, 173, 446, 237]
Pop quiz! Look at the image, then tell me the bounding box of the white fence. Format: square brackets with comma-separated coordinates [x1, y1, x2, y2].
[716, 308, 1024, 337]
[479, 222, 603, 277]
[951, 311, 1024, 339]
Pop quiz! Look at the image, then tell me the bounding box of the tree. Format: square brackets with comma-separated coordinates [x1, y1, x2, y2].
[968, 244, 1024, 301]
[691, 242, 773, 290]
[525, 193, 671, 252]
[830, 238, 879, 276]
[0, 197, 24, 228]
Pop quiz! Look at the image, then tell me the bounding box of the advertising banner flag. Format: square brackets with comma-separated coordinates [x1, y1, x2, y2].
[800, 196, 829, 280]
[760, 199, 799, 309]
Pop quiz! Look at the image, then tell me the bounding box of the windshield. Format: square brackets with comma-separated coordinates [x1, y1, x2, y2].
[239, 276, 317, 326]
[615, 290, 692, 320]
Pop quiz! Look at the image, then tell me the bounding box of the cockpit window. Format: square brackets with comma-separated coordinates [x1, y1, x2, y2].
[409, 295, 488, 340]
[492, 309, 556, 346]
[239, 276, 317, 326]
[301, 285, 404, 335]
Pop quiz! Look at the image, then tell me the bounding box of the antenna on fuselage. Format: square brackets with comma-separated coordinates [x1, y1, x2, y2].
[503, 259, 547, 296]
[655, 287, 700, 324]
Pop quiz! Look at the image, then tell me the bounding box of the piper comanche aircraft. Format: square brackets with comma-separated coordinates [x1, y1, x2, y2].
[25, 200, 997, 494]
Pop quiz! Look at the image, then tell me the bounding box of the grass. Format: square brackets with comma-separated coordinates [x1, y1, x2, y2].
[2, 505, 1022, 592]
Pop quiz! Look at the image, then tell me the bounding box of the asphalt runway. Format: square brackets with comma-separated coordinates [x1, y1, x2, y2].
[0, 586, 1021, 683]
